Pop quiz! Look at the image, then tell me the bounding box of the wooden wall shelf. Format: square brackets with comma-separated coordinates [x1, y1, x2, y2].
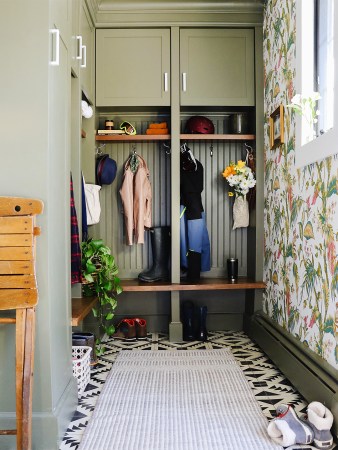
[71, 296, 98, 326]
[121, 278, 265, 292]
[180, 134, 255, 141]
[96, 134, 170, 141]
[95, 134, 255, 142]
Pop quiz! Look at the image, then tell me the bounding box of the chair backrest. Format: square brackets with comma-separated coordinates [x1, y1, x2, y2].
[0, 197, 44, 311]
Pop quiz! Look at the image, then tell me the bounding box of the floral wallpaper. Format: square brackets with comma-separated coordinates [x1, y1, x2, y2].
[263, 0, 338, 369]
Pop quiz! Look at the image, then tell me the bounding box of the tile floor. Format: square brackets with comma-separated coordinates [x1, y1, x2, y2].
[60, 331, 308, 449]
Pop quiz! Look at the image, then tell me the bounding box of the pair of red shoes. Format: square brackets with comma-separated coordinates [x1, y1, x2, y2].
[112, 318, 147, 341]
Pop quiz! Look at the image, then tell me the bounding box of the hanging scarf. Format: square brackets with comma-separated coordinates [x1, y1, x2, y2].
[70, 173, 82, 284]
[81, 173, 88, 241]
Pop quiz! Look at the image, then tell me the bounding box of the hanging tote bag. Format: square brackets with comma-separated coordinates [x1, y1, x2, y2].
[232, 194, 249, 230]
[84, 184, 102, 225]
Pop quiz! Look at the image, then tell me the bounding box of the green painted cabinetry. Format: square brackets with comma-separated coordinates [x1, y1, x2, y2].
[180, 28, 255, 106]
[96, 28, 254, 107]
[71, 0, 81, 77]
[96, 29, 171, 106]
[80, 0, 95, 102]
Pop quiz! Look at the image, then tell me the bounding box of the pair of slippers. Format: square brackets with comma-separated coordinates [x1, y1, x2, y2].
[267, 402, 335, 449]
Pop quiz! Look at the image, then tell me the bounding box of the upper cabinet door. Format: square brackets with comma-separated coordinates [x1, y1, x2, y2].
[96, 29, 171, 107]
[80, 1, 94, 103]
[71, 0, 81, 78]
[50, 0, 71, 43]
[180, 29, 255, 106]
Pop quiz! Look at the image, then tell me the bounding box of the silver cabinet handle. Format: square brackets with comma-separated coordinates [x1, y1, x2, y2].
[182, 72, 187, 92]
[76, 35, 83, 60]
[81, 45, 87, 68]
[164, 72, 168, 92]
[49, 28, 60, 66]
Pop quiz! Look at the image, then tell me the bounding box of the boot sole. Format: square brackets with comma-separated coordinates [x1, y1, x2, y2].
[138, 278, 168, 282]
[313, 439, 334, 449]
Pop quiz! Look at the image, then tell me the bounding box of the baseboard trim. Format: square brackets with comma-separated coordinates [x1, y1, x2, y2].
[246, 312, 338, 439]
[54, 376, 79, 444]
[0, 377, 78, 449]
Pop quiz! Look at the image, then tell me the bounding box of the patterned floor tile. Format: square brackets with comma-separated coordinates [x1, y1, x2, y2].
[59, 331, 308, 449]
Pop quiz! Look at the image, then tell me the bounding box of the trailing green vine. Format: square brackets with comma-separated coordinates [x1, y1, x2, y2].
[81, 238, 122, 355]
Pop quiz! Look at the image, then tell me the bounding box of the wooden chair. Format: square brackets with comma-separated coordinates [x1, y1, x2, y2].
[0, 197, 43, 450]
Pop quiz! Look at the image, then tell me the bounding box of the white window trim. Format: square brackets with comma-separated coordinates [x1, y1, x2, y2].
[295, 0, 338, 168]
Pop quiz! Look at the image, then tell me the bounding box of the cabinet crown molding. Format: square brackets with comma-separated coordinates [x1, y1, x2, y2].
[95, 0, 263, 13]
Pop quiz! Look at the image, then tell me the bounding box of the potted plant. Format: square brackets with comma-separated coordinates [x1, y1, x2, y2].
[81, 238, 122, 355]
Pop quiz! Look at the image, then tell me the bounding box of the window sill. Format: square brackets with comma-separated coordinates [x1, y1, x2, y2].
[295, 123, 338, 168]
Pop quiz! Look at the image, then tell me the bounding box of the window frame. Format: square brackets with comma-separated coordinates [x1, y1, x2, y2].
[295, 0, 338, 168]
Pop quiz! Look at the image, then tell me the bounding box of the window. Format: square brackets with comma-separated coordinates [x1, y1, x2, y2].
[314, 0, 334, 135]
[295, 0, 338, 167]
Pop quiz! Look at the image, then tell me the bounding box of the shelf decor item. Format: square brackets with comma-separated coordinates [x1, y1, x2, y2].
[81, 238, 122, 355]
[286, 92, 321, 144]
[227, 258, 238, 282]
[222, 159, 256, 230]
[269, 104, 284, 149]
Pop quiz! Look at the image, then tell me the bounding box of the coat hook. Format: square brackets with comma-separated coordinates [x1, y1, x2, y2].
[95, 143, 106, 156]
[244, 142, 253, 152]
[162, 142, 171, 155]
[244, 143, 254, 164]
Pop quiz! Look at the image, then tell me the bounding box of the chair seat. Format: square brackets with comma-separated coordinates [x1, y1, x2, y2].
[0, 289, 38, 309]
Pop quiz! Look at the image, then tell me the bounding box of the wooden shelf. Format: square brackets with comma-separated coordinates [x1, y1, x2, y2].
[180, 134, 255, 141]
[95, 133, 255, 142]
[71, 296, 98, 326]
[121, 278, 265, 292]
[96, 134, 170, 141]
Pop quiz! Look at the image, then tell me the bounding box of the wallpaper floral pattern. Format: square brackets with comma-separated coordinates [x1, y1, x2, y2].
[263, 0, 338, 369]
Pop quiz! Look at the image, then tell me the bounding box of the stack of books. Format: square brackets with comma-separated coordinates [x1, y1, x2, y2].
[97, 129, 126, 135]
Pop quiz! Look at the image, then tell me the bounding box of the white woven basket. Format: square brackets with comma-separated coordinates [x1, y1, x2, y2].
[72, 346, 92, 396]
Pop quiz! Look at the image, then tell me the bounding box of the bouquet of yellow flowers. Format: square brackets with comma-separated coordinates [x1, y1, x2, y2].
[222, 160, 256, 229]
[222, 160, 256, 197]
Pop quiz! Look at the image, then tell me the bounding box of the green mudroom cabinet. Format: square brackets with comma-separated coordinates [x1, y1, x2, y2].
[92, 25, 264, 341]
[180, 28, 255, 106]
[96, 28, 255, 108]
[96, 29, 171, 106]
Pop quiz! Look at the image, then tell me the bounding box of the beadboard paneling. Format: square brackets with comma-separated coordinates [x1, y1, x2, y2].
[94, 114, 251, 279]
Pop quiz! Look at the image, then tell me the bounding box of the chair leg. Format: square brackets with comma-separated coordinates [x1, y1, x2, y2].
[22, 307, 35, 450]
[15, 309, 26, 450]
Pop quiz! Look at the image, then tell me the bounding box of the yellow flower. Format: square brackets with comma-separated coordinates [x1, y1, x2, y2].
[237, 160, 246, 169]
[228, 192, 234, 197]
[222, 166, 235, 178]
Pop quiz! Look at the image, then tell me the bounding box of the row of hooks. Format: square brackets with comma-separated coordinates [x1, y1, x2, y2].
[95, 142, 254, 159]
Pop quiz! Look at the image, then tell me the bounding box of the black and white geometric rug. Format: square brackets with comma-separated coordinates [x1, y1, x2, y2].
[59, 331, 308, 450]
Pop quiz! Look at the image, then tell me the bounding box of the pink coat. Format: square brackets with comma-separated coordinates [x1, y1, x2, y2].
[119, 154, 152, 245]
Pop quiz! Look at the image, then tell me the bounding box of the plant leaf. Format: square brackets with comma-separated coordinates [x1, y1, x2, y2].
[106, 325, 115, 336]
[105, 312, 114, 321]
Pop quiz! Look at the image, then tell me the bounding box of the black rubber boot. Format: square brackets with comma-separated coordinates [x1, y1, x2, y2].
[196, 305, 208, 341]
[72, 332, 98, 365]
[182, 301, 195, 341]
[187, 251, 201, 282]
[138, 226, 171, 282]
